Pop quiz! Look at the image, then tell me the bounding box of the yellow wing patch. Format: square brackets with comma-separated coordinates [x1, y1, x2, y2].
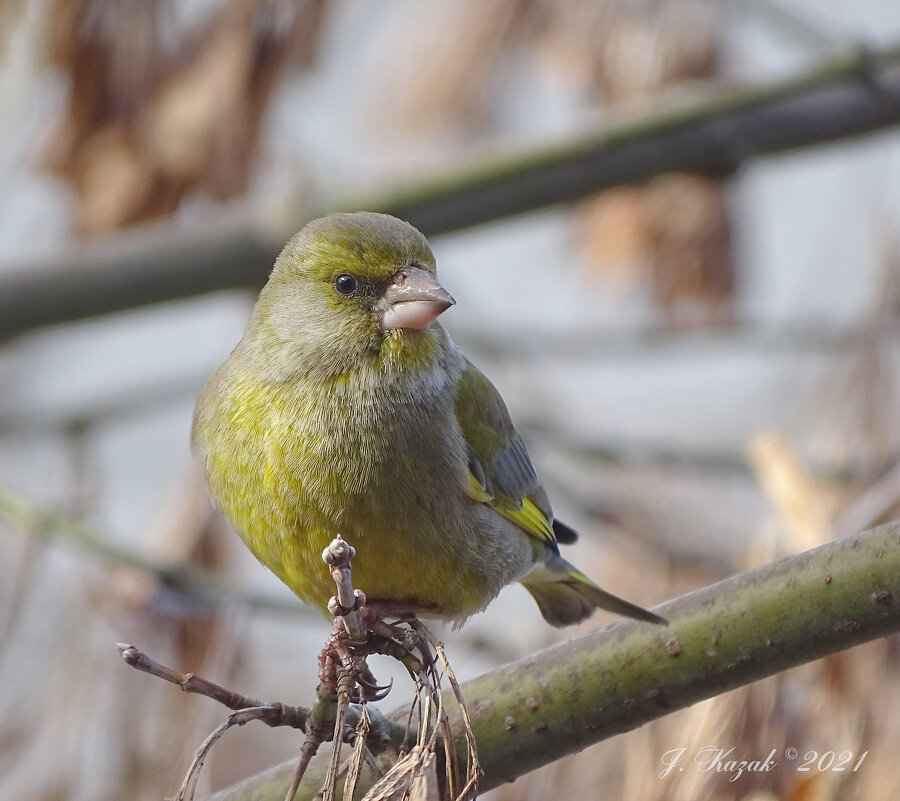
[466, 470, 556, 548]
[466, 472, 493, 503]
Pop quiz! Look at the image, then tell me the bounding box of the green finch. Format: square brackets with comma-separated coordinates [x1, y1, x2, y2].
[193, 212, 665, 627]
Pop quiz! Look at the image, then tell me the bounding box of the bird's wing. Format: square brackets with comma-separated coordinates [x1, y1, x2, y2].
[454, 359, 559, 552]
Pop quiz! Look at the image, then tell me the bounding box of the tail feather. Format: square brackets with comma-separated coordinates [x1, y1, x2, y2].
[522, 562, 667, 627]
[552, 519, 579, 545]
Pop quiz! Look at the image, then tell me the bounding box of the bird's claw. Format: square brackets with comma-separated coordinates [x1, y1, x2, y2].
[350, 676, 393, 703]
[366, 620, 433, 673]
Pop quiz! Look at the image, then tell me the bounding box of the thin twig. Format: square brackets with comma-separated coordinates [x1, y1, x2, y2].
[117, 644, 309, 729]
[284, 735, 323, 801]
[284, 684, 340, 801]
[0, 485, 305, 616]
[118, 537, 482, 801]
[321, 668, 352, 801]
[177, 707, 285, 801]
[413, 623, 480, 801]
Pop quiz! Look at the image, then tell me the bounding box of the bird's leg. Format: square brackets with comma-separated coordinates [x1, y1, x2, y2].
[319, 540, 397, 702]
[319, 539, 442, 697]
[314, 541, 478, 799]
[315, 618, 343, 694]
[315, 610, 393, 703]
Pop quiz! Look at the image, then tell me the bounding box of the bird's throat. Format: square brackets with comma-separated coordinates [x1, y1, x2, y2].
[377, 326, 441, 373]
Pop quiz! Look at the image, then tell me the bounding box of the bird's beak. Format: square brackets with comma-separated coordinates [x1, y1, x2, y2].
[379, 266, 455, 331]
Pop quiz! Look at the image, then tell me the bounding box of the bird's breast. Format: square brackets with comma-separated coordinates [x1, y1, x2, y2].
[200, 340, 511, 617]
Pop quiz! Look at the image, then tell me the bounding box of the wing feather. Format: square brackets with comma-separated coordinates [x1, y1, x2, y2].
[455, 360, 558, 551]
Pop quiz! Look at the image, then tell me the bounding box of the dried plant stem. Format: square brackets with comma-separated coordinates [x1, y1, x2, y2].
[410, 621, 480, 801]
[319, 674, 350, 801]
[343, 704, 372, 801]
[429, 635, 479, 800]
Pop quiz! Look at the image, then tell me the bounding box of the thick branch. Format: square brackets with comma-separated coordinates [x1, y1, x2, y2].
[4, 44, 900, 339]
[204, 522, 900, 800]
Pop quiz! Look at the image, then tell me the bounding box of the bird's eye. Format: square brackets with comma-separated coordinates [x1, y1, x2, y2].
[333, 273, 357, 295]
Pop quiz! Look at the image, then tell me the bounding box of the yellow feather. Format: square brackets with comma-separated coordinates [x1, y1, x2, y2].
[493, 496, 556, 548]
[466, 471, 555, 547]
[466, 472, 493, 502]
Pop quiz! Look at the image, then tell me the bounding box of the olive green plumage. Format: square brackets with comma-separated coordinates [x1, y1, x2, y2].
[192, 212, 664, 627]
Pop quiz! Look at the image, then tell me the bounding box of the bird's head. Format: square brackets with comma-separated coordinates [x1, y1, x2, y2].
[248, 212, 455, 379]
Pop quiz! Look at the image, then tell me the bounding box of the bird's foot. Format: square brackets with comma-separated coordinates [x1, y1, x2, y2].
[319, 539, 440, 701]
[316, 601, 435, 702]
[311, 539, 478, 801]
[316, 614, 393, 703]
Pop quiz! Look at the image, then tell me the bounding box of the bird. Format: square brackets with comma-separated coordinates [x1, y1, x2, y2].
[192, 212, 665, 628]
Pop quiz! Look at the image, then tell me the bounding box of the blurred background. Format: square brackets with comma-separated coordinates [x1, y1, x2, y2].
[1, 1, 899, 799]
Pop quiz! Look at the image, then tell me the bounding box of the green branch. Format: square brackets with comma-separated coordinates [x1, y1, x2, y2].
[204, 522, 900, 800]
[0, 484, 305, 616]
[4, 43, 900, 339]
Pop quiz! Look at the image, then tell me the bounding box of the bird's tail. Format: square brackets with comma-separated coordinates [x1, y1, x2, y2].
[521, 560, 667, 628]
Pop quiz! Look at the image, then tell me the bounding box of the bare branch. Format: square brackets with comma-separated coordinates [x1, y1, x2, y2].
[4, 43, 900, 339]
